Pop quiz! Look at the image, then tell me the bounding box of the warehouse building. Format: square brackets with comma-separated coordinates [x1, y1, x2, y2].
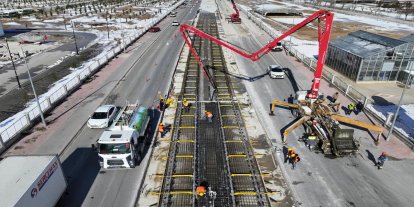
[326, 30, 414, 83]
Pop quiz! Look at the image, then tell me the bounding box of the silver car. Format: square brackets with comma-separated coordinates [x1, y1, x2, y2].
[87, 105, 118, 128]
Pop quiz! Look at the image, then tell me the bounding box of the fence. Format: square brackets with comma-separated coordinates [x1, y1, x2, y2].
[239, 6, 414, 148]
[0, 0, 186, 154]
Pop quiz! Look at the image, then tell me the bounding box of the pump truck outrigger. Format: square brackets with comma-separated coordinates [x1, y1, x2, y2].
[94, 102, 150, 169]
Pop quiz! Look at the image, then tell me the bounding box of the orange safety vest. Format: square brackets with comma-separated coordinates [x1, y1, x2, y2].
[196, 186, 206, 196]
[159, 124, 164, 133]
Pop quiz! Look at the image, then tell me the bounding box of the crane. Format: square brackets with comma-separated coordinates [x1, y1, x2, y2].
[179, 9, 334, 99]
[227, 0, 241, 23]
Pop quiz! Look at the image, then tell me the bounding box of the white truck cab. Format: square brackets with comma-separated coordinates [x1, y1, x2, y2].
[97, 130, 139, 168]
[96, 104, 150, 169]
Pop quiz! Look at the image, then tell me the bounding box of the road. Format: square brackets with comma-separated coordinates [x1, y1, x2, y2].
[54, 2, 201, 207]
[0, 1, 200, 207]
[216, 0, 414, 206]
[0, 31, 96, 96]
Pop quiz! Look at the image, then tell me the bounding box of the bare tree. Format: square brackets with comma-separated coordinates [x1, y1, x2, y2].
[399, 1, 413, 20]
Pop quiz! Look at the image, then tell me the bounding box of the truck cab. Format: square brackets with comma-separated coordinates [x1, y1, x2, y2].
[98, 130, 139, 168]
[96, 105, 150, 169]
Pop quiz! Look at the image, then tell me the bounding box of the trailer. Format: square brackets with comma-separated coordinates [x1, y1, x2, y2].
[96, 104, 150, 169]
[0, 155, 67, 207]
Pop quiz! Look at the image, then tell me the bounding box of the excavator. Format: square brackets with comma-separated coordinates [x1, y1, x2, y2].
[179, 9, 383, 156]
[226, 0, 241, 23]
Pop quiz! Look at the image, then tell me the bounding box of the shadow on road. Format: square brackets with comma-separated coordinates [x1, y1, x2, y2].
[284, 68, 300, 92]
[209, 65, 268, 82]
[57, 148, 100, 207]
[366, 149, 377, 165]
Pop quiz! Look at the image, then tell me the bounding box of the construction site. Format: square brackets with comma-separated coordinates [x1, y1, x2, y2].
[137, 1, 393, 205]
[1, 0, 414, 207]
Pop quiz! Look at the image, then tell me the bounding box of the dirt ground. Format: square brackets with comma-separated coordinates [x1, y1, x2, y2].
[0, 44, 103, 122]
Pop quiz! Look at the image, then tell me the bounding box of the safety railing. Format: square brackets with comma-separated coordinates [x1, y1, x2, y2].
[239, 6, 414, 148]
[0, 0, 186, 154]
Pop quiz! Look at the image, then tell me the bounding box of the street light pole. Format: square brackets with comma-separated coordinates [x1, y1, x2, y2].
[71, 21, 79, 55]
[21, 47, 47, 128]
[386, 48, 414, 141]
[5, 37, 21, 88]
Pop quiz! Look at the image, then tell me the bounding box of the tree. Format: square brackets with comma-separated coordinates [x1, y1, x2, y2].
[399, 1, 413, 20]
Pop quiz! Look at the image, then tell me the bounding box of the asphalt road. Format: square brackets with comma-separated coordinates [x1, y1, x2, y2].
[217, 0, 414, 206]
[52, 2, 201, 207]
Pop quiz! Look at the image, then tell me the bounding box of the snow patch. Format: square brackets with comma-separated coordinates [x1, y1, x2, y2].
[200, 0, 217, 13]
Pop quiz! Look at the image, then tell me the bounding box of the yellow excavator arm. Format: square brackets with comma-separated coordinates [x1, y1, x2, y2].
[269, 100, 299, 115]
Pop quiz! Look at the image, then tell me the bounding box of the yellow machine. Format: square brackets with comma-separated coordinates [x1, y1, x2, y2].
[270, 91, 383, 156]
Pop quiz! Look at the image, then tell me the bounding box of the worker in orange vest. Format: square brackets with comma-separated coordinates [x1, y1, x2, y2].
[285, 148, 295, 163]
[196, 185, 207, 197]
[205, 111, 213, 123]
[290, 153, 300, 169]
[159, 123, 165, 138]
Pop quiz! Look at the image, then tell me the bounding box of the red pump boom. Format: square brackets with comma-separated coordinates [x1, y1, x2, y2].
[229, 0, 241, 23]
[180, 10, 334, 99]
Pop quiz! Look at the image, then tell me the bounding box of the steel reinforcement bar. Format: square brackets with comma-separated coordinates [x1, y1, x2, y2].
[159, 13, 271, 207]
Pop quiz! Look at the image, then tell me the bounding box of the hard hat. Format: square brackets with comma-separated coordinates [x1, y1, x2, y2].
[184, 99, 187, 101]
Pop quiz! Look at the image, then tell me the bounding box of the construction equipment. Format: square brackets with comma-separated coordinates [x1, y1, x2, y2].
[270, 91, 384, 156]
[180, 9, 334, 99]
[226, 0, 241, 23]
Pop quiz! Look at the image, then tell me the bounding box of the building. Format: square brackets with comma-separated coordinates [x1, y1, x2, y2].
[326, 30, 414, 82]
[254, 4, 302, 16]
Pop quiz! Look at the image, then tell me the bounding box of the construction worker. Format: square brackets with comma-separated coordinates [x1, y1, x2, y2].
[159, 123, 165, 138]
[332, 92, 339, 103]
[306, 133, 317, 150]
[183, 99, 191, 112]
[290, 153, 300, 169]
[159, 95, 165, 111]
[347, 103, 355, 115]
[377, 152, 388, 169]
[165, 97, 174, 109]
[285, 148, 295, 163]
[355, 101, 363, 115]
[196, 185, 207, 197]
[205, 111, 213, 123]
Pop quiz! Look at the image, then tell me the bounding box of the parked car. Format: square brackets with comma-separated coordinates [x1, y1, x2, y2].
[87, 105, 118, 128]
[149, 26, 161, 32]
[170, 12, 176, 17]
[268, 64, 285, 79]
[172, 20, 180, 26]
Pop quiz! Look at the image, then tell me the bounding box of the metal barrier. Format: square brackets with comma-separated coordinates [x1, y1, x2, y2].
[0, 0, 186, 154]
[238, 6, 413, 147]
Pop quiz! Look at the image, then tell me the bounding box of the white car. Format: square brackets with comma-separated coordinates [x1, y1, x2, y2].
[87, 105, 118, 128]
[172, 20, 180, 26]
[272, 42, 283, 51]
[268, 65, 285, 79]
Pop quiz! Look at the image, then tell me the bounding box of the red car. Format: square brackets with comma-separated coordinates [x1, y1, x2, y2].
[149, 26, 161, 32]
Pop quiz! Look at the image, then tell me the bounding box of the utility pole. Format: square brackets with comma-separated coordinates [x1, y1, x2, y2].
[71, 21, 79, 55]
[21, 47, 47, 128]
[5, 37, 21, 88]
